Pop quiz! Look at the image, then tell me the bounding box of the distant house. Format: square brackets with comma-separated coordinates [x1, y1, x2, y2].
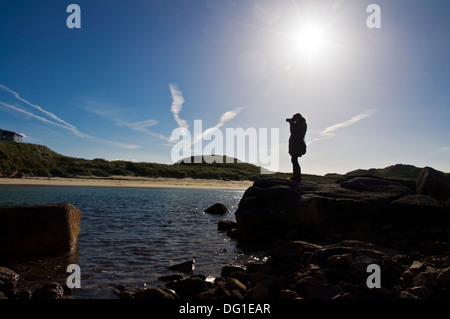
[0, 129, 23, 142]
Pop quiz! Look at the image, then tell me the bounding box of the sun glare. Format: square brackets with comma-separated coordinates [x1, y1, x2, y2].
[296, 25, 326, 56]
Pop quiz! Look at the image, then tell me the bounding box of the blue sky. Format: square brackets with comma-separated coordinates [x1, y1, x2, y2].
[1, 0, 449, 175]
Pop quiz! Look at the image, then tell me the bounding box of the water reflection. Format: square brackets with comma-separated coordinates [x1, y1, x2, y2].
[0, 186, 269, 299]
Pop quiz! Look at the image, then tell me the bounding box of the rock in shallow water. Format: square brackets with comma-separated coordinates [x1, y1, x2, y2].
[204, 203, 230, 215]
[33, 282, 65, 299]
[0, 202, 82, 256]
[168, 260, 195, 274]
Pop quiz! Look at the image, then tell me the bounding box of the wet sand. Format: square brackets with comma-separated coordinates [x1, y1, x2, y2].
[0, 176, 253, 190]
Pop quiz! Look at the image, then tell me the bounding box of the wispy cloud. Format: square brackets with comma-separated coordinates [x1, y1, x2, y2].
[216, 107, 244, 129]
[168, 84, 244, 146]
[82, 98, 168, 142]
[427, 146, 450, 154]
[0, 84, 78, 133]
[169, 84, 189, 130]
[0, 84, 141, 149]
[308, 109, 376, 145]
[195, 107, 244, 145]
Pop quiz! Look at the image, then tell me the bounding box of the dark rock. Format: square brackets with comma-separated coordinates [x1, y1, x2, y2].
[2, 280, 16, 291]
[407, 286, 432, 299]
[416, 167, 450, 201]
[14, 289, 32, 299]
[204, 203, 230, 215]
[399, 291, 420, 299]
[409, 251, 424, 261]
[0, 203, 82, 256]
[393, 254, 410, 266]
[168, 260, 195, 274]
[333, 292, 357, 299]
[218, 220, 237, 231]
[409, 261, 425, 274]
[234, 177, 414, 241]
[225, 278, 247, 295]
[437, 267, 450, 286]
[420, 241, 450, 255]
[388, 194, 449, 227]
[327, 253, 353, 270]
[340, 177, 414, 204]
[165, 277, 208, 298]
[249, 283, 270, 299]
[33, 282, 65, 299]
[211, 281, 231, 299]
[412, 268, 439, 288]
[230, 289, 244, 299]
[278, 289, 300, 299]
[294, 276, 343, 299]
[196, 289, 215, 299]
[274, 240, 322, 257]
[159, 274, 183, 282]
[0, 267, 20, 282]
[134, 287, 176, 299]
[221, 265, 246, 278]
[114, 289, 135, 299]
[235, 183, 301, 238]
[308, 246, 354, 266]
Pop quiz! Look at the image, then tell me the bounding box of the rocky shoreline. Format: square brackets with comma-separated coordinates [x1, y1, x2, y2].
[1, 166, 450, 300]
[113, 167, 450, 300]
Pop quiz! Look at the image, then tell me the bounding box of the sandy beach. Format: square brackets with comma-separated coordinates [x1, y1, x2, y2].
[0, 176, 254, 190]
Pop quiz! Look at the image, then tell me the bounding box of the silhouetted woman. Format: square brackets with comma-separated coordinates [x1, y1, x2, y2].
[287, 113, 307, 182]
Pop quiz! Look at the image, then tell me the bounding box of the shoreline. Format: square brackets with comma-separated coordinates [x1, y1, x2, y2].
[0, 176, 253, 190]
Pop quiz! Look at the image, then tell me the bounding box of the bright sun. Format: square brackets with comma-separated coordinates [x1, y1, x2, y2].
[296, 25, 326, 56]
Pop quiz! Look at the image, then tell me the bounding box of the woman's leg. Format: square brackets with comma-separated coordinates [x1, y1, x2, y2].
[291, 156, 301, 182]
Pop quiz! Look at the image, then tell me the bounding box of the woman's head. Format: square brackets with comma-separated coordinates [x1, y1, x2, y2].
[293, 113, 303, 121]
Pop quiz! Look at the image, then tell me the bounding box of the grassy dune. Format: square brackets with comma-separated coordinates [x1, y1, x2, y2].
[2, 141, 445, 183]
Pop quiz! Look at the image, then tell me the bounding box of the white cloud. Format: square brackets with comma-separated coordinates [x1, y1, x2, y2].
[0, 84, 142, 150]
[167, 84, 244, 146]
[121, 119, 158, 133]
[308, 109, 376, 145]
[0, 101, 87, 137]
[0, 84, 78, 131]
[169, 83, 189, 129]
[426, 146, 450, 154]
[190, 107, 244, 147]
[81, 98, 168, 143]
[216, 107, 244, 128]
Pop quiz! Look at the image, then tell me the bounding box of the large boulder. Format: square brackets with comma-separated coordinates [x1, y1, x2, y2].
[234, 177, 414, 241]
[0, 203, 82, 256]
[388, 194, 449, 227]
[416, 167, 450, 201]
[235, 180, 301, 238]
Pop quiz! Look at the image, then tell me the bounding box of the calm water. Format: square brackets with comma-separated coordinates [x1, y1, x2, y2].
[0, 185, 267, 299]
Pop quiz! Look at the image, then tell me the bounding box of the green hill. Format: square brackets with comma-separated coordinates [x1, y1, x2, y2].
[0, 141, 291, 181]
[344, 164, 424, 181]
[3, 141, 447, 183]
